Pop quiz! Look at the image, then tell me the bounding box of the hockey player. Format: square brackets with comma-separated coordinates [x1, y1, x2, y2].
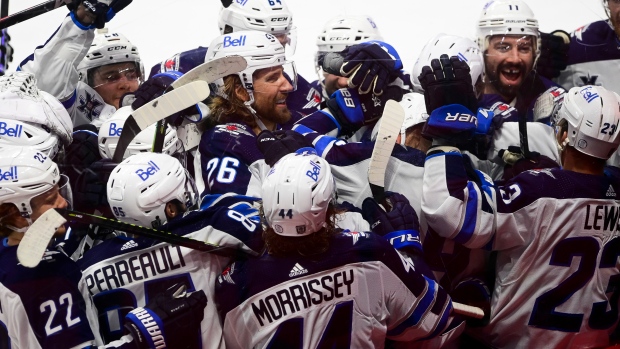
[314, 15, 384, 100]
[421, 85, 620, 347]
[197, 30, 296, 197]
[556, 0, 620, 94]
[19, 0, 138, 127]
[0, 147, 206, 349]
[476, 0, 563, 122]
[215, 152, 461, 348]
[78, 152, 262, 348]
[0, 72, 73, 160]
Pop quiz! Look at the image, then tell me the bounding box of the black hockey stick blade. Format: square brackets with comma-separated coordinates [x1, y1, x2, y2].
[368, 100, 405, 203]
[0, 0, 70, 30]
[112, 80, 210, 163]
[56, 209, 239, 257]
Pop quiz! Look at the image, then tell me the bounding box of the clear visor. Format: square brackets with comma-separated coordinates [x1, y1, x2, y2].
[274, 26, 297, 58]
[59, 174, 73, 211]
[91, 65, 143, 89]
[484, 35, 536, 58]
[252, 62, 298, 94]
[183, 169, 199, 210]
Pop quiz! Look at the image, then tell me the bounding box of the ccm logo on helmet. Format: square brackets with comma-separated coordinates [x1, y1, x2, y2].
[0, 167, 17, 181]
[271, 17, 288, 22]
[108, 123, 123, 137]
[0, 122, 23, 138]
[135, 161, 161, 181]
[107, 46, 128, 51]
[223, 35, 247, 48]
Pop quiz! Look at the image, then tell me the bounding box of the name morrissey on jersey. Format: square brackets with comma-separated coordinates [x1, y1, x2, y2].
[84, 245, 186, 293]
[251, 269, 356, 327]
[583, 204, 620, 233]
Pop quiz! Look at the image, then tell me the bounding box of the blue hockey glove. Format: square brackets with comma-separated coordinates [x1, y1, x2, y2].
[422, 104, 481, 143]
[0, 30, 13, 76]
[125, 284, 207, 349]
[340, 41, 404, 95]
[537, 30, 570, 79]
[362, 192, 422, 252]
[256, 130, 313, 166]
[418, 54, 478, 115]
[326, 86, 404, 137]
[126, 71, 201, 126]
[69, 0, 133, 29]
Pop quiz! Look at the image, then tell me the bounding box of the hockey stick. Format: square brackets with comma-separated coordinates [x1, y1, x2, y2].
[17, 208, 67, 268]
[367, 100, 405, 203]
[0, 0, 70, 30]
[115, 55, 247, 162]
[55, 209, 239, 257]
[452, 302, 485, 319]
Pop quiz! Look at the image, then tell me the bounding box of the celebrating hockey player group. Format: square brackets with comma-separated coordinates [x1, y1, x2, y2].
[1, 0, 620, 347]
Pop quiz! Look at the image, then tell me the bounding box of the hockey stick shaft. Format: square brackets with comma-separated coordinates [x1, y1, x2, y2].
[452, 302, 485, 319]
[0, 0, 69, 30]
[56, 209, 239, 257]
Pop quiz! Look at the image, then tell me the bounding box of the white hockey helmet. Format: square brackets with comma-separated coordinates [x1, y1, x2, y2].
[555, 85, 620, 159]
[0, 72, 73, 158]
[206, 31, 297, 103]
[411, 34, 484, 95]
[371, 92, 427, 145]
[315, 15, 383, 61]
[476, 0, 540, 60]
[218, 0, 296, 54]
[0, 147, 70, 220]
[77, 30, 144, 86]
[262, 152, 335, 237]
[98, 106, 184, 161]
[107, 153, 198, 228]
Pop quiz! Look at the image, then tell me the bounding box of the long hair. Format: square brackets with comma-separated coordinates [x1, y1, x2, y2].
[0, 203, 21, 238]
[201, 75, 256, 132]
[260, 203, 343, 257]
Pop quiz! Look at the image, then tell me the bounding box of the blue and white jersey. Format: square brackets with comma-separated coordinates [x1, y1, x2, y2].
[78, 206, 263, 349]
[422, 149, 620, 348]
[0, 241, 136, 349]
[557, 20, 620, 94]
[216, 232, 457, 349]
[19, 15, 117, 128]
[198, 122, 269, 198]
[151, 48, 321, 117]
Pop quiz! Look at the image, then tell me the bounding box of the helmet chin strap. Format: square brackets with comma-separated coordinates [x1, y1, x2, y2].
[243, 90, 270, 131]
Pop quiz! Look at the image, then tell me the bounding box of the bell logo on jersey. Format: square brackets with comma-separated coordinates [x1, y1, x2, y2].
[108, 123, 123, 136]
[0, 122, 23, 138]
[135, 161, 161, 181]
[0, 167, 17, 181]
[223, 35, 247, 48]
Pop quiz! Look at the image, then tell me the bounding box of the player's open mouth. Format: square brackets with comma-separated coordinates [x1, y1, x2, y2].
[501, 68, 521, 83]
[275, 98, 287, 106]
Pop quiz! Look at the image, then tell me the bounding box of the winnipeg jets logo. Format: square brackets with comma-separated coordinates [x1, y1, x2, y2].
[303, 88, 321, 109]
[77, 91, 103, 121]
[579, 73, 601, 87]
[161, 54, 181, 72]
[528, 168, 556, 179]
[344, 232, 368, 245]
[219, 264, 236, 284]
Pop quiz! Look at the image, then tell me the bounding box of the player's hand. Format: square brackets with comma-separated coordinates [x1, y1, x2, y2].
[125, 284, 207, 349]
[340, 41, 403, 95]
[125, 71, 200, 126]
[362, 192, 422, 248]
[326, 86, 404, 137]
[418, 54, 478, 115]
[451, 278, 491, 326]
[256, 130, 313, 166]
[70, 0, 133, 29]
[537, 30, 570, 79]
[422, 104, 482, 144]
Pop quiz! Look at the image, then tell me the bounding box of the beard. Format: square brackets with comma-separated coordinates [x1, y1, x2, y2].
[486, 61, 528, 101]
[253, 93, 292, 126]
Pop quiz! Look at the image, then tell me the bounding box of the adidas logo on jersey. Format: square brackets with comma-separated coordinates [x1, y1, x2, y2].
[121, 240, 138, 251]
[289, 263, 308, 277]
[607, 185, 616, 198]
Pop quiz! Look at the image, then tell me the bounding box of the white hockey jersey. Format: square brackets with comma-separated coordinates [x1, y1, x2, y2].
[19, 15, 116, 128]
[422, 148, 620, 348]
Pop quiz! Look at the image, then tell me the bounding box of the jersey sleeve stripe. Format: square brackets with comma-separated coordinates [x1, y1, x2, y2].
[387, 277, 438, 337]
[454, 182, 479, 245]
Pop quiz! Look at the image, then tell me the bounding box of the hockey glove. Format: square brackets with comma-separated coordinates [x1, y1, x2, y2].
[326, 86, 404, 137]
[537, 30, 570, 79]
[127, 71, 201, 126]
[69, 0, 133, 29]
[422, 104, 480, 144]
[340, 41, 404, 95]
[418, 54, 478, 115]
[256, 130, 313, 166]
[451, 277, 491, 326]
[0, 30, 13, 76]
[125, 284, 207, 349]
[532, 86, 566, 125]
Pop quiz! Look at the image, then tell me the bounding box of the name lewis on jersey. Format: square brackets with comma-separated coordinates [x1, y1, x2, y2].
[84, 244, 186, 294]
[583, 204, 620, 234]
[251, 269, 356, 327]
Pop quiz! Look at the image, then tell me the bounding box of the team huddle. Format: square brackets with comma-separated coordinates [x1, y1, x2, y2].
[1, 0, 620, 347]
